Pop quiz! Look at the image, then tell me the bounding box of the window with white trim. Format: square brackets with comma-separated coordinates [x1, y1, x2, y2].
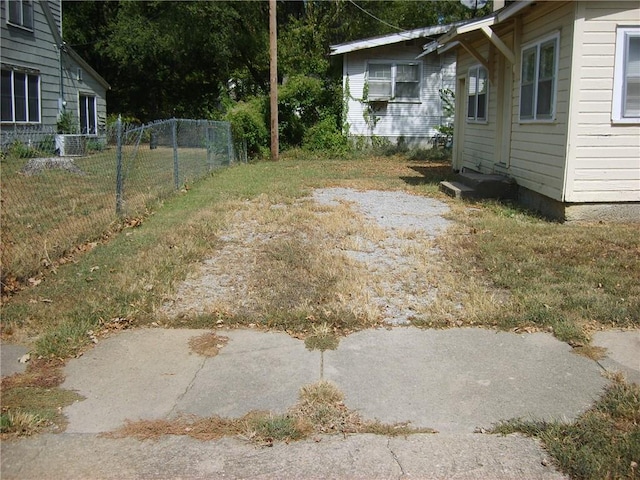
[366, 62, 421, 101]
[79, 94, 97, 135]
[612, 26, 640, 123]
[1, 69, 40, 123]
[520, 34, 558, 121]
[467, 65, 488, 121]
[6, 0, 33, 29]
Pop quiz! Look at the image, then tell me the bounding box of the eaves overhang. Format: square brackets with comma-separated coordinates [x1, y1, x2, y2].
[438, 0, 534, 46]
[330, 23, 460, 56]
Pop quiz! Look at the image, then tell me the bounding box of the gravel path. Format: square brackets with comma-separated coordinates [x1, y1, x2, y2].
[312, 188, 451, 325]
[163, 189, 452, 325]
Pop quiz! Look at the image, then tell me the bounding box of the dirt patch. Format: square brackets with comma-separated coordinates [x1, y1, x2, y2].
[20, 157, 86, 176]
[189, 332, 229, 357]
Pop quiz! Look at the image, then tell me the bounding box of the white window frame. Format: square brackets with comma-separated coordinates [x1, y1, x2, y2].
[365, 61, 422, 102]
[467, 65, 488, 123]
[6, 0, 33, 30]
[519, 32, 559, 122]
[1, 68, 41, 124]
[612, 26, 640, 124]
[79, 94, 98, 135]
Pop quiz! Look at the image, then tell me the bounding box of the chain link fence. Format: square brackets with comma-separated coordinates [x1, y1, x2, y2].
[1, 118, 243, 285]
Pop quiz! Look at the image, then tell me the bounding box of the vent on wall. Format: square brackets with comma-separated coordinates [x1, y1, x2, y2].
[55, 135, 87, 156]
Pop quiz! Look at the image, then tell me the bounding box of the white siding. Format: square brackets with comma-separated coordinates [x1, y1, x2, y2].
[343, 44, 455, 147]
[509, 1, 575, 201]
[565, 1, 640, 203]
[456, 40, 497, 173]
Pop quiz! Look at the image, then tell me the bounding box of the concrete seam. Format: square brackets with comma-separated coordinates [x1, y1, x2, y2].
[168, 355, 207, 417]
[387, 438, 406, 479]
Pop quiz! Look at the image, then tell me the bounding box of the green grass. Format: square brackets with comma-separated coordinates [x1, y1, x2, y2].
[492, 376, 640, 480]
[1, 152, 639, 468]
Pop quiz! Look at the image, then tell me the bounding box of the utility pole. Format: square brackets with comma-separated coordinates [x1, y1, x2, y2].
[269, 0, 279, 161]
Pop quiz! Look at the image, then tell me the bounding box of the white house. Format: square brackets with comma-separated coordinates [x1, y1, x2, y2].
[330, 25, 458, 148]
[437, 0, 639, 221]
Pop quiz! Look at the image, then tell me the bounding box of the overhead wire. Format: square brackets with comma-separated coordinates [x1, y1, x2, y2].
[347, 0, 408, 34]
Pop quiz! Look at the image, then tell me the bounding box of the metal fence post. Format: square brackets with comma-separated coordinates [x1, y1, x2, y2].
[206, 124, 213, 170]
[115, 115, 124, 215]
[172, 118, 179, 189]
[226, 122, 233, 165]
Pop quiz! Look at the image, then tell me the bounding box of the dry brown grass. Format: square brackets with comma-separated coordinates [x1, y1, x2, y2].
[109, 380, 434, 444]
[0, 358, 82, 438]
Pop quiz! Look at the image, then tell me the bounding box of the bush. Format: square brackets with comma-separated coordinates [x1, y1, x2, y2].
[5, 140, 40, 159]
[278, 75, 324, 147]
[225, 98, 268, 159]
[303, 116, 349, 154]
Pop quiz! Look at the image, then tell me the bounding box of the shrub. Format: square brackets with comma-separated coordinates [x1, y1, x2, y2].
[225, 98, 268, 159]
[278, 75, 324, 147]
[302, 116, 348, 154]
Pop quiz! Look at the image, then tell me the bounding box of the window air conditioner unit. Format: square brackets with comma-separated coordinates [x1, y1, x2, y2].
[55, 134, 87, 157]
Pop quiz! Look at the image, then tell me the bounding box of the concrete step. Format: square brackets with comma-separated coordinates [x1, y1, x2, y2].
[439, 181, 477, 200]
[455, 172, 518, 200]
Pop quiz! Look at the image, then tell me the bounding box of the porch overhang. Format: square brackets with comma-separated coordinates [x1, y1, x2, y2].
[436, 0, 534, 66]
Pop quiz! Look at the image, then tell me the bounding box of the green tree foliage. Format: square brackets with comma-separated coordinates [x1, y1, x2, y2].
[62, 1, 491, 151]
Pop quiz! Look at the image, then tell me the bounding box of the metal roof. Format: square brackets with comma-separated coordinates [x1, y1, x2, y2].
[330, 23, 458, 56]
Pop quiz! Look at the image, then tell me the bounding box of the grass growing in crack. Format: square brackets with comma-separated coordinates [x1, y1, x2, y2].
[110, 380, 435, 444]
[305, 323, 340, 351]
[491, 375, 640, 480]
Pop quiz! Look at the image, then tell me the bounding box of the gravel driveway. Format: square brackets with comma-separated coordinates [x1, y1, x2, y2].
[162, 188, 452, 326]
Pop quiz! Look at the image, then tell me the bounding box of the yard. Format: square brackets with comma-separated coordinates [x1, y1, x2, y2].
[1, 151, 638, 478]
[1, 144, 231, 284]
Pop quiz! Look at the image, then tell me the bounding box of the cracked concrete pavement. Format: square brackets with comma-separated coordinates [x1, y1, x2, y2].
[3, 326, 638, 479]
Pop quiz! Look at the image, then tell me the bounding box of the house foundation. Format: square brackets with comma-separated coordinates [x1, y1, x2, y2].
[518, 186, 640, 223]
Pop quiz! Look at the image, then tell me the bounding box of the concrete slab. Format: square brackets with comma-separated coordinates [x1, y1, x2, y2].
[0, 433, 567, 480]
[1, 343, 29, 377]
[62, 328, 211, 433]
[324, 328, 608, 433]
[592, 329, 640, 384]
[174, 329, 320, 418]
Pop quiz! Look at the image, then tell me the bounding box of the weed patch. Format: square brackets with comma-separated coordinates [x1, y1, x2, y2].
[491, 376, 640, 480]
[110, 380, 434, 444]
[0, 359, 82, 438]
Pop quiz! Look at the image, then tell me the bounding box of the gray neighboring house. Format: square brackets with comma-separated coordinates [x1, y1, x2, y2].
[330, 24, 458, 148]
[1, 0, 109, 150]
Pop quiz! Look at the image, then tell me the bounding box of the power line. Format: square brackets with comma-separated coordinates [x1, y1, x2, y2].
[347, 0, 406, 33]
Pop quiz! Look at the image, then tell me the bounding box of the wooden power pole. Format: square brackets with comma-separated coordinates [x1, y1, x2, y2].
[269, 0, 279, 161]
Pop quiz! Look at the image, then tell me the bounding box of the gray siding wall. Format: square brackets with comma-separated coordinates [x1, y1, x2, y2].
[61, 53, 108, 134]
[343, 44, 456, 147]
[1, 0, 106, 133]
[1, 0, 61, 128]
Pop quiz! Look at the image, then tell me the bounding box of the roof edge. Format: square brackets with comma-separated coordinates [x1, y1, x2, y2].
[330, 22, 460, 56]
[63, 46, 111, 91]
